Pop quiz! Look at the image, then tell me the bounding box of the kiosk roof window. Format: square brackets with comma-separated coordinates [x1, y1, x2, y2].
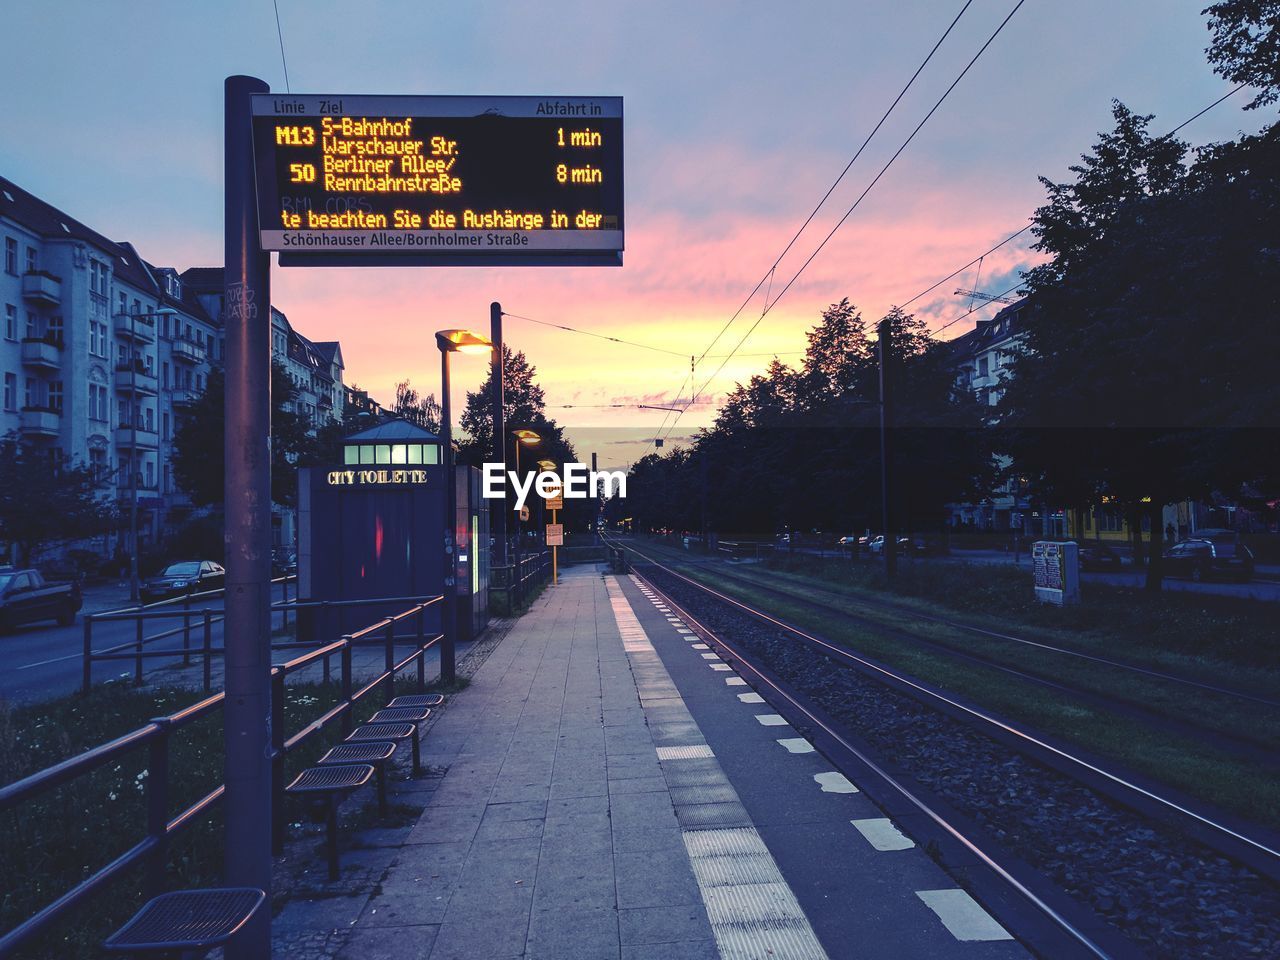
[391, 444, 407, 464]
[344, 446, 358, 465]
[375, 444, 391, 464]
[407, 444, 423, 465]
[424, 444, 440, 464]
[359, 445, 374, 465]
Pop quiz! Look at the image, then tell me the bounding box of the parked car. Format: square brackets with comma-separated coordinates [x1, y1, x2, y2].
[837, 535, 860, 550]
[141, 560, 226, 603]
[1074, 541, 1123, 572]
[867, 535, 886, 555]
[1162, 535, 1254, 583]
[272, 549, 297, 577]
[0, 568, 82, 630]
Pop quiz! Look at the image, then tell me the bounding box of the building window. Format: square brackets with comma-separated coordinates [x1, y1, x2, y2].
[4, 238, 15, 275]
[49, 315, 63, 346]
[162, 362, 169, 388]
[49, 381, 63, 413]
[4, 304, 15, 340]
[978, 356, 989, 377]
[25, 246, 36, 274]
[91, 320, 108, 358]
[24, 377, 34, 409]
[3, 373, 14, 411]
[163, 411, 170, 440]
[164, 463, 170, 494]
[118, 291, 127, 317]
[25, 311, 37, 339]
[90, 448, 107, 484]
[89, 260, 109, 295]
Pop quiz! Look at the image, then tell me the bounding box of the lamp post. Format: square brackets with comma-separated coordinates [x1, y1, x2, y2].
[509, 428, 540, 601]
[119, 306, 176, 602]
[436, 329, 493, 683]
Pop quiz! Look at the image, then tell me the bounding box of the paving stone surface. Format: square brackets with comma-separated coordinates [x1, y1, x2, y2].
[276, 565, 715, 959]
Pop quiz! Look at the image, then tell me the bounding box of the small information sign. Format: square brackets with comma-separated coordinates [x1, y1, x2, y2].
[546, 523, 564, 547]
[1032, 540, 1080, 605]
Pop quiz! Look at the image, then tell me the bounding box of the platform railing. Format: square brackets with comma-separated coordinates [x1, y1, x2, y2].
[80, 576, 296, 693]
[490, 549, 552, 611]
[0, 594, 443, 957]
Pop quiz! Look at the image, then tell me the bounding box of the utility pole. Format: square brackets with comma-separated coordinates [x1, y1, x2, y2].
[222, 74, 272, 959]
[490, 302, 505, 567]
[591, 451, 600, 545]
[878, 314, 897, 583]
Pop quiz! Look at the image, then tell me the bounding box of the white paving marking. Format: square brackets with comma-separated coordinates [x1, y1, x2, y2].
[814, 771, 858, 793]
[851, 818, 915, 851]
[916, 889, 1013, 942]
[710, 663, 732, 671]
[657, 744, 716, 760]
[777, 738, 815, 754]
[754, 714, 788, 727]
[737, 692, 765, 704]
[701, 652, 722, 660]
[692, 643, 710, 650]
[677, 628, 694, 634]
[725, 677, 748, 686]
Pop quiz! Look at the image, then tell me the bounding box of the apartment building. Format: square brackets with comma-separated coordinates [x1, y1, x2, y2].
[0, 176, 348, 562]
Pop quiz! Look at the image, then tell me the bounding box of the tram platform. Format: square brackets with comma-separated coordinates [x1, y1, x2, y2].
[277, 564, 1030, 959]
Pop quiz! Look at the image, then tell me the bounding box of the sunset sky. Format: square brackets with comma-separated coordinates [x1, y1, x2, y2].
[1, 1, 1265, 468]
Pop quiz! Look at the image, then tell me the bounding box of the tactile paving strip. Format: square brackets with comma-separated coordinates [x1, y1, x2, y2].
[613, 576, 830, 960]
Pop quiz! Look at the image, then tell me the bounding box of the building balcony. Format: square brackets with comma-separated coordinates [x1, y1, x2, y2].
[115, 425, 159, 449]
[20, 406, 61, 436]
[115, 362, 159, 395]
[21, 271, 61, 305]
[171, 337, 206, 364]
[20, 337, 62, 369]
[114, 312, 157, 344]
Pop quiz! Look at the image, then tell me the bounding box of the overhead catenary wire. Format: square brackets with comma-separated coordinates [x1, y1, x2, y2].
[689, 0, 979, 370]
[272, 0, 291, 93]
[682, 0, 1030, 420]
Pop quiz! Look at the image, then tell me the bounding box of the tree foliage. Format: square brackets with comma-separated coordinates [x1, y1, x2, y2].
[0, 437, 115, 566]
[1204, 0, 1280, 109]
[393, 380, 442, 434]
[620, 300, 996, 538]
[999, 101, 1280, 589]
[171, 361, 319, 508]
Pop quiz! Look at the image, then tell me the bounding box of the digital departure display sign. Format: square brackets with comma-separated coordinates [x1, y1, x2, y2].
[250, 94, 623, 266]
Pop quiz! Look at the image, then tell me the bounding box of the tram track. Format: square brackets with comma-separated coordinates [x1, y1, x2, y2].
[608, 536, 1280, 960]
[627, 548, 1280, 764]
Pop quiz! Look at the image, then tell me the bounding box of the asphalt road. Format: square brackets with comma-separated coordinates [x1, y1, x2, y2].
[0, 596, 236, 704]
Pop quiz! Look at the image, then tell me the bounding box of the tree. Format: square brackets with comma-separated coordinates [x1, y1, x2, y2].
[0, 437, 114, 566]
[1204, 0, 1280, 109]
[455, 345, 593, 533]
[999, 102, 1280, 590]
[171, 361, 319, 508]
[393, 380, 441, 433]
[623, 300, 996, 541]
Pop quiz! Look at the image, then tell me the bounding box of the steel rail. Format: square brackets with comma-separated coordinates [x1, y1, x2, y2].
[623, 555, 1112, 960]
[612, 538, 1280, 866]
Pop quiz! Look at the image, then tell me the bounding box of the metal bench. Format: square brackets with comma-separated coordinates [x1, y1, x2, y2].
[369, 707, 430, 771]
[318, 741, 397, 814]
[102, 887, 266, 958]
[346, 721, 421, 775]
[388, 693, 444, 709]
[285, 763, 375, 879]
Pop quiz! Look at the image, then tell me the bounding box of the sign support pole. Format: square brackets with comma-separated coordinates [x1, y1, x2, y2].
[490, 302, 506, 567]
[552, 506, 558, 585]
[223, 73, 273, 960]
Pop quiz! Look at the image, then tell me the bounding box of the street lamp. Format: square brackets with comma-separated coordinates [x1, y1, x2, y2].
[436, 329, 493, 683]
[507, 428, 541, 595]
[120, 306, 176, 602]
